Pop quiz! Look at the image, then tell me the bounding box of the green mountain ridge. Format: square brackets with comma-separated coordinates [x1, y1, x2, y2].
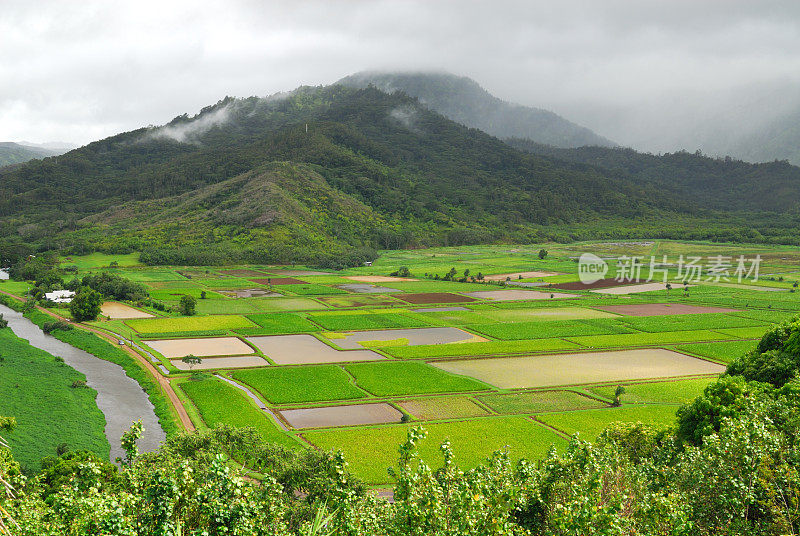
[338, 71, 616, 148]
[3, 80, 800, 263]
[0, 142, 61, 168]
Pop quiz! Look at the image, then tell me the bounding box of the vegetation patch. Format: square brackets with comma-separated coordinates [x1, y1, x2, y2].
[230, 365, 367, 404]
[675, 340, 758, 363]
[179, 377, 298, 448]
[303, 416, 567, 484]
[469, 319, 632, 340]
[240, 313, 319, 335]
[536, 405, 679, 440]
[126, 315, 257, 333]
[386, 338, 582, 358]
[344, 361, 490, 396]
[619, 313, 765, 333]
[567, 329, 736, 347]
[0, 328, 109, 471]
[308, 311, 429, 331]
[588, 378, 715, 405]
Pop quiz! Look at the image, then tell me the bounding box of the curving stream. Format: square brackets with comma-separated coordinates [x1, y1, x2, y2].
[0, 304, 165, 461]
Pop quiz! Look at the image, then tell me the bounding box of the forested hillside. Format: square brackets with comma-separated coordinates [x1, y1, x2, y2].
[339, 71, 616, 148]
[0, 142, 60, 167]
[3, 83, 800, 264]
[507, 139, 800, 213]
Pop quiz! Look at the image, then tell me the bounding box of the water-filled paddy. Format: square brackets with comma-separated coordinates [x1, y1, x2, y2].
[280, 403, 402, 428]
[246, 334, 385, 364]
[146, 336, 254, 358]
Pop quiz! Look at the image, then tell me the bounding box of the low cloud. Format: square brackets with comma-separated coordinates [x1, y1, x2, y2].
[146, 103, 233, 143]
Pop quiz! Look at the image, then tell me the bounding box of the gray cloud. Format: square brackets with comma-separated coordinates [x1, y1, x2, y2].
[1, 0, 799, 151]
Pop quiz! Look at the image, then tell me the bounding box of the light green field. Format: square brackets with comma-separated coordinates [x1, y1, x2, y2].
[344, 361, 491, 396]
[303, 416, 568, 484]
[194, 297, 327, 314]
[675, 340, 757, 363]
[118, 270, 188, 282]
[230, 366, 367, 404]
[537, 405, 680, 440]
[148, 288, 226, 301]
[308, 311, 430, 331]
[239, 313, 319, 335]
[179, 377, 298, 448]
[126, 315, 257, 333]
[274, 283, 348, 296]
[386, 338, 583, 358]
[60, 252, 141, 270]
[588, 378, 715, 405]
[567, 329, 736, 348]
[714, 326, 776, 339]
[470, 319, 633, 340]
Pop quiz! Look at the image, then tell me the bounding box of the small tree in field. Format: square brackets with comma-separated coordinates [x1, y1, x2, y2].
[69, 287, 103, 322]
[538, 249, 548, 260]
[612, 385, 626, 407]
[181, 354, 202, 370]
[179, 295, 196, 316]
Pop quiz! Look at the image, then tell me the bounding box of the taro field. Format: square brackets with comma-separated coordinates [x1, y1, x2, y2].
[22, 241, 800, 485]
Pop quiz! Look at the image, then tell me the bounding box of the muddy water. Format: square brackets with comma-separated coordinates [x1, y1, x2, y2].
[0, 304, 165, 461]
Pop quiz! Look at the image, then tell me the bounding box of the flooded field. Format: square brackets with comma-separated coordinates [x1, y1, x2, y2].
[146, 337, 254, 358]
[246, 334, 386, 364]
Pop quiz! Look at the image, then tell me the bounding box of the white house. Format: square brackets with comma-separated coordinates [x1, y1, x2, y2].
[44, 290, 75, 303]
[0, 269, 8, 280]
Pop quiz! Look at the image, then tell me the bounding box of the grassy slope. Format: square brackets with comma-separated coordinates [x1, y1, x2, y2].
[0, 328, 108, 471]
[230, 366, 367, 404]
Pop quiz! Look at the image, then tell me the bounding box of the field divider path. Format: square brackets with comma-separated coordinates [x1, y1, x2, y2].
[213, 374, 291, 431]
[0, 290, 195, 433]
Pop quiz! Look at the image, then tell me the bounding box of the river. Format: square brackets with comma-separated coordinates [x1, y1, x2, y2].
[0, 304, 165, 461]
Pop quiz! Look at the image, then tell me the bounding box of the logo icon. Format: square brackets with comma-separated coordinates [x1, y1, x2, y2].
[578, 253, 608, 284]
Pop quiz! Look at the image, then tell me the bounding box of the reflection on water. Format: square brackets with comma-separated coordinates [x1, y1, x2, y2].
[0, 304, 165, 461]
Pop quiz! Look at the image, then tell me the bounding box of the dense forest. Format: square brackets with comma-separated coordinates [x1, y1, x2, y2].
[3, 84, 800, 265]
[3, 317, 800, 534]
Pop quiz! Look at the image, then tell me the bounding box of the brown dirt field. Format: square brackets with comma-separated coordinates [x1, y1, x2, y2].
[464, 290, 580, 301]
[551, 278, 631, 290]
[596, 303, 739, 316]
[246, 334, 385, 364]
[483, 271, 561, 281]
[220, 269, 270, 277]
[280, 403, 402, 428]
[345, 275, 419, 283]
[146, 337, 255, 358]
[249, 277, 306, 285]
[170, 356, 268, 370]
[395, 292, 479, 304]
[433, 349, 724, 389]
[100, 301, 154, 319]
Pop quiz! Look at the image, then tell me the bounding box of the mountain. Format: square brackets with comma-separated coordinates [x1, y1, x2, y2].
[2, 81, 799, 265]
[507, 139, 800, 213]
[0, 142, 62, 167]
[338, 71, 615, 149]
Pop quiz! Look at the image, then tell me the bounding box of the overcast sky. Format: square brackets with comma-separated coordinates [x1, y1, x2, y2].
[3, 0, 800, 149]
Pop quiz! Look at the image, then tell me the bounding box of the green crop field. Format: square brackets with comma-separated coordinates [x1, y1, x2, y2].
[179, 377, 298, 448]
[230, 365, 367, 404]
[303, 416, 568, 484]
[239, 313, 319, 335]
[0, 329, 108, 470]
[537, 405, 681, 440]
[45, 242, 800, 486]
[308, 311, 430, 331]
[566, 329, 737, 348]
[126, 314, 257, 333]
[619, 313, 765, 332]
[344, 361, 491, 396]
[469, 319, 633, 340]
[588, 378, 715, 405]
[386, 338, 582, 358]
[675, 340, 758, 363]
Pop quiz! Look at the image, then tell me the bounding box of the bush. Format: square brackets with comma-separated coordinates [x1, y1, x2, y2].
[69, 287, 103, 322]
